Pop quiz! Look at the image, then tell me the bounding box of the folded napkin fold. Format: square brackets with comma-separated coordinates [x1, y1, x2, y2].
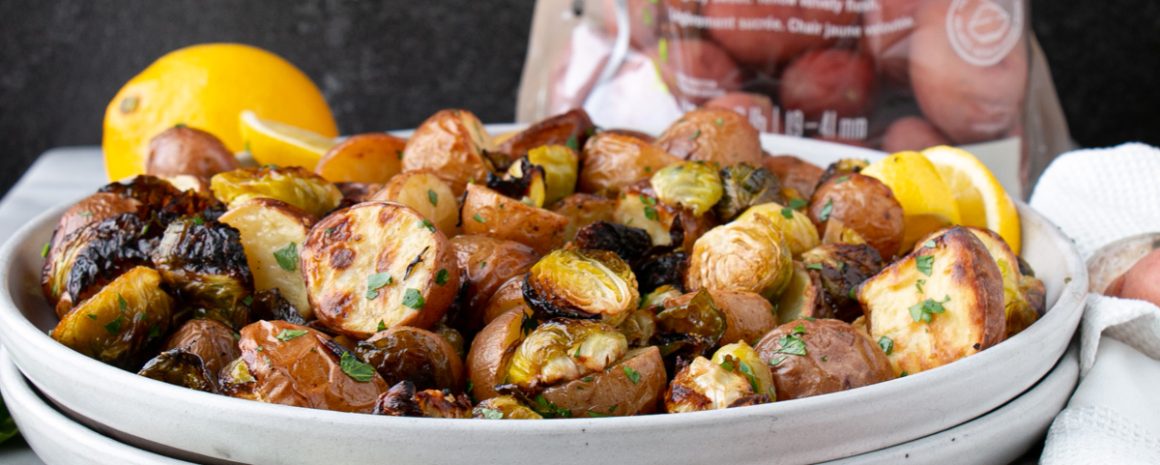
[1029, 143, 1160, 464]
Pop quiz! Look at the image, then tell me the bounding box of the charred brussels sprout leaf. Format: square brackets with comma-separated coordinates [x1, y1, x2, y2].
[249, 288, 306, 325]
[632, 251, 688, 294]
[654, 289, 726, 359]
[99, 175, 226, 223]
[650, 161, 724, 216]
[151, 217, 253, 329]
[373, 381, 473, 418]
[524, 249, 640, 325]
[45, 212, 156, 316]
[506, 319, 628, 391]
[715, 164, 783, 221]
[210, 166, 342, 218]
[486, 158, 548, 207]
[573, 221, 653, 262]
[138, 349, 217, 392]
[800, 243, 883, 322]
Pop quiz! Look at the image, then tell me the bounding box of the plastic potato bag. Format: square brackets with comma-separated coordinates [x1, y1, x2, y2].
[516, 0, 1072, 197]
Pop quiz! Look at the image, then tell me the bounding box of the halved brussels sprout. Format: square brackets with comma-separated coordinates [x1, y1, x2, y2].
[641, 285, 682, 310]
[99, 175, 225, 223]
[210, 166, 342, 218]
[218, 357, 257, 400]
[163, 318, 240, 379]
[138, 349, 217, 392]
[505, 319, 628, 390]
[654, 289, 726, 358]
[355, 326, 464, 391]
[573, 221, 653, 262]
[799, 243, 884, 322]
[51, 266, 174, 369]
[735, 201, 821, 257]
[617, 306, 658, 348]
[151, 217, 253, 330]
[373, 381, 473, 418]
[710, 341, 776, 400]
[664, 355, 766, 414]
[473, 395, 543, 419]
[524, 249, 640, 325]
[685, 214, 794, 298]
[650, 161, 724, 216]
[487, 158, 548, 208]
[527, 145, 580, 206]
[715, 163, 783, 221]
[43, 212, 154, 317]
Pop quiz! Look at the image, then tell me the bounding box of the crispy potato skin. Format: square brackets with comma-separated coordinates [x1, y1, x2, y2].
[552, 193, 617, 241]
[450, 235, 539, 331]
[164, 318, 240, 379]
[371, 170, 460, 236]
[763, 155, 823, 200]
[356, 326, 465, 391]
[461, 184, 568, 254]
[755, 319, 894, 401]
[146, 126, 240, 178]
[655, 109, 763, 167]
[315, 133, 406, 183]
[467, 307, 533, 401]
[497, 109, 594, 161]
[218, 198, 314, 318]
[301, 202, 460, 338]
[858, 227, 1006, 375]
[540, 346, 666, 417]
[707, 290, 778, 345]
[402, 109, 495, 195]
[238, 321, 389, 413]
[579, 132, 680, 195]
[809, 174, 904, 259]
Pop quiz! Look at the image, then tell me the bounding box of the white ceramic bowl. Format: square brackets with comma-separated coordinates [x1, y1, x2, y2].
[0, 136, 1087, 465]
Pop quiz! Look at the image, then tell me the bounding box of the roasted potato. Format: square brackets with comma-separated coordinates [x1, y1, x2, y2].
[715, 163, 783, 221]
[497, 109, 594, 168]
[650, 161, 724, 216]
[551, 193, 617, 242]
[665, 342, 772, 413]
[461, 183, 568, 254]
[335, 182, 385, 205]
[218, 198, 313, 318]
[775, 262, 823, 323]
[162, 318, 240, 379]
[301, 202, 460, 337]
[43, 213, 154, 317]
[538, 346, 666, 417]
[613, 187, 715, 251]
[579, 132, 680, 195]
[161, 175, 212, 195]
[145, 126, 240, 178]
[467, 306, 534, 401]
[754, 319, 894, 401]
[210, 166, 342, 218]
[235, 320, 389, 413]
[373, 381, 473, 418]
[138, 349, 218, 392]
[736, 201, 822, 256]
[473, 395, 543, 419]
[809, 173, 905, 260]
[800, 243, 885, 322]
[355, 326, 465, 391]
[315, 133, 406, 183]
[151, 217, 253, 329]
[572, 221, 653, 263]
[685, 214, 793, 298]
[707, 290, 778, 346]
[654, 108, 763, 167]
[450, 235, 539, 331]
[857, 227, 1006, 375]
[402, 109, 496, 195]
[51, 266, 174, 369]
[654, 289, 727, 359]
[480, 276, 530, 327]
[763, 155, 824, 200]
[506, 319, 627, 391]
[523, 249, 640, 326]
[371, 170, 459, 236]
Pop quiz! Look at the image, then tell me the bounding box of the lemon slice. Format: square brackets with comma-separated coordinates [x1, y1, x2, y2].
[861, 151, 962, 251]
[921, 146, 1021, 254]
[239, 110, 337, 169]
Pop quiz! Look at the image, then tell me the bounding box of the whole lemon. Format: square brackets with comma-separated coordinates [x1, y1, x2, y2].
[102, 43, 338, 181]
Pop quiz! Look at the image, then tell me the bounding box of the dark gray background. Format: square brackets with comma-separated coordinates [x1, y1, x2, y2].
[0, 0, 1157, 197]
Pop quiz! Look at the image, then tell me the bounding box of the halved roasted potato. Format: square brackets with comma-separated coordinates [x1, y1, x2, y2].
[655, 108, 763, 167]
[857, 227, 1006, 375]
[480, 276, 531, 327]
[763, 155, 823, 200]
[685, 214, 793, 298]
[808, 173, 904, 260]
[754, 319, 894, 401]
[402, 109, 496, 195]
[523, 248, 640, 326]
[736, 201, 821, 256]
[371, 170, 459, 236]
[467, 306, 534, 401]
[450, 235, 539, 332]
[461, 183, 568, 254]
[707, 290, 778, 345]
[210, 166, 342, 218]
[218, 198, 313, 318]
[579, 132, 680, 195]
[301, 202, 460, 338]
[551, 193, 617, 242]
[315, 133, 406, 183]
[497, 108, 595, 165]
[235, 320, 389, 413]
[665, 342, 772, 413]
[51, 266, 174, 369]
[355, 326, 465, 391]
[160, 175, 212, 195]
[613, 188, 715, 250]
[538, 346, 666, 417]
[151, 217, 253, 330]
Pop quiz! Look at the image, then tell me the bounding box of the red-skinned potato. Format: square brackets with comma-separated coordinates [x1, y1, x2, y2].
[600, 128, 656, 143]
[402, 109, 496, 195]
[461, 184, 568, 254]
[481, 276, 531, 326]
[450, 235, 539, 331]
[763, 155, 824, 201]
[808, 174, 905, 259]
[755, 319, 895, 401]
[539, 346, 667, 417]
[909, 0, 1027, 144]
[315, 133, 406, 184]
[370, 170, 459, 236]
[497, 109, 594, 164]
[236, 320, 388, 413]
[145, 126, 240, 178]
[649, 38, 744, 105]
[655, 108, 763, 167]
[301, 202, 460, 338]
[355, 326, 465, 391]
[780, 49, 876, 120]
[467, 306, 534, 401]
[667, 290, 777, 346]
[552, 193, 617, 242]
[579, 132, 681, 195]
[702, 2, 859, 68]
[164, 318, 240, 379]
[704, 92, 776, 133]
[881, 116, 951, 152]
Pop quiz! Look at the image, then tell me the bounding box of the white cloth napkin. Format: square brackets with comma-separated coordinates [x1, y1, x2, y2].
[1029, 143, 1160, 464]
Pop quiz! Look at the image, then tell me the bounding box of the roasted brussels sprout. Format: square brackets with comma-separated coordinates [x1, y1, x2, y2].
[506, 319, 628, 390]
[526, 145, 580, 206]
[800, 243, 884, 322]
[632, 251, 688, 294]
[524, 249, 640, 325]
[248, 289, 306, 325]
[715, 163, 783, 221]
[816, 158, 869, 186]
[710, 341, 776, 400]
[537, 346, 666, 417]
[650, 161, 724, 216]
[617, 306, 658, 348]
[450, 235, 538, 332]
[654, 289, 726, 359]
[664, 353, 768, 414]
[735, 201, 821, 257]
[487, 158, 548, 208]
[572, 221, 652, 262]
[473, 395, 543, 419]
[138, 349, 217, 392]
[48, 192, 142, 257]
[373, 381, 473, 418]
[51, 266, 174, 369]
[218, 357, 257, 400]
[763, 155, 824, 200]
[99, 175, 225, 224]
[497, 108, 595, 165]
[210, 166, 342, 218]
[43, 212, 155, 317]
[685, 214, 793, 298]
[163, 318, 240, 378]
[551, 193, 617, 242]
[809, 173, 904, 260]
[754, 319, 894, 401]
[151, 217, 253, 329]
[355, 326, 465, 391]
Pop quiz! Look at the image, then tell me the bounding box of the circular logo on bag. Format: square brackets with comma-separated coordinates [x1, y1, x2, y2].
[946, 0, 1024, 66]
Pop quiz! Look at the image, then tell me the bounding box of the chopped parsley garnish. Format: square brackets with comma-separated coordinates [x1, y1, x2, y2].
[915, 278, 927, 294]
[780, 207, 795, 219]
[419, 219, 436, 232]
[273, 243, 298, 271]
[581, 376, 594, 383]
[923, 240, 936, 249]
[117, 293, 128, 312]
[878, 336, 894, 355]
[104, 316, 124, 334]
[623, 366, 641, 384]
[737, 361, 760, 392]
[396, 150, 404, 160]
[819, 199, 834, 221]
[769, 324, 808, 365]
[566, 135, 579, 152]
[689, 129, 702, 140]
[806, 263, 823, 271]
[533, 394, 572, 418]
[909, 296, 950, 323]
[275, 329, 308, 342]
[40, 242, 50, 258]
[365, 272, 393, 300]
[643, 206, 658, 221]
[78, 211, 93, 218]
[147, 324, 162, 340]
[916, 255, 934, 276]
[787, 198, 808, 210]
[427, 189, 439, 206]
[402, 288, 425, 309]
[435, 268, 450, 285]
[339, 351, 376, 382]
[86, 313, 97, 320]
[242, 295, 254, 306]
[834, 175, 850, 184]
[191, 215, 205, 225]
[713, 117, 724, 127]
[472, 213, 486, 224]
[377, 320, 387, 331]
[478, 407, 503, 419]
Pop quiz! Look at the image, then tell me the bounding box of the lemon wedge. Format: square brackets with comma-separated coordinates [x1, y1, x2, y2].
[239, 110, 337, 169]
[921, 146, 1021, 254]
[861, 151, 962, 251]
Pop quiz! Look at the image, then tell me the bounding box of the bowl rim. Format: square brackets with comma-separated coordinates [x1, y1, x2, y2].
[0, 195, 1089, 432]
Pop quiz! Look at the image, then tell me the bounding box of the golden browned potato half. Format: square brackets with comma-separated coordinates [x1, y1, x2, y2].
[315, 133, 406, 183]
[461, 184, 568, 254]
[145, 126, 240, 178]
[686, 213, 793, 298]
[809, 173, 904, 260]
[655, 108, 763, 167]
[579, 132, 680, 195]
[450, 235, 539, 331]
[235, 320, 389, 413]
[665, 342, 773, 413]
[857, 227, 1006, 375]
[763, 155, 824, 200]
[754, 319, 894, 401]
[498, 108, 595, 163]
[163, 318, 240, 378]
[301, 202, 460, 338]
[355, 326, 465, 391]
[370, 170, 459, 236]
[402, 109, 495, 195]
[552, 193, 617, 241]
[539, 346, 667, 417]
[218, 198, 314, 318]
[467, 307, 534, 401]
